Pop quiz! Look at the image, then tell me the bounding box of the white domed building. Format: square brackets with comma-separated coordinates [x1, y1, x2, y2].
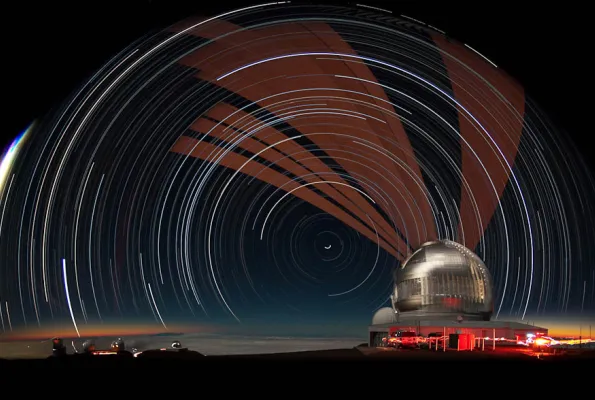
[372, 307, 397, 325]
[368, 240, 548, 348]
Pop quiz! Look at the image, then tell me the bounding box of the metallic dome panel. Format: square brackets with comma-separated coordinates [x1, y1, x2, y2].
[393, 240, 493, 321]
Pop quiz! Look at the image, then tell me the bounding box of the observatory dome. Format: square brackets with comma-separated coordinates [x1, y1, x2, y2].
[393, 240, 493, 321]
[372, 307, 397, 325]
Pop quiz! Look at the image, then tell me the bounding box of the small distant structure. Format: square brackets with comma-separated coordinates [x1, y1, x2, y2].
[49, 337, 139, 358]
[51, 338, 67, 357]
[134, 339, 204, 359]
[111, 338, 125, 352]
[171, 340, 182, 349]
[82, 339, 96, 353]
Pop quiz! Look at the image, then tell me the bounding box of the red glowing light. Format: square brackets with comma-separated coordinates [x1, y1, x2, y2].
[442, 297, 462, 307]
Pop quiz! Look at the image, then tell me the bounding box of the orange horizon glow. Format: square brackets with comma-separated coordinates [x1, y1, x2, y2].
[505, 317, 595, 338]
[544, 324, 594, 338]
[1, 318, 592, 342]
[0, 323, 217, 341]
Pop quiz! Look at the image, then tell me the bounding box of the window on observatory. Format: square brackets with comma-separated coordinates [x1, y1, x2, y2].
[397, 278, 422, 298]
[413, 278, 421, 295]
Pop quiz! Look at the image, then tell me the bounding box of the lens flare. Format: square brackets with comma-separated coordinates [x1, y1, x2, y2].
[0, 123, 33, 195]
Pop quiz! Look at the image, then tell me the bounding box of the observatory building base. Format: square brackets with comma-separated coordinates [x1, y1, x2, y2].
[368, 319, 548, 347]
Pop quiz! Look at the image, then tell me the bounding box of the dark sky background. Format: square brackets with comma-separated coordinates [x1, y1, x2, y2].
[4, 1, 591, 169]
[1, 1, 593, 339]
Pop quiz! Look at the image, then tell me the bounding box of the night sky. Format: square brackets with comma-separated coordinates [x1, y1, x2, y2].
[1, 1, 594, 339]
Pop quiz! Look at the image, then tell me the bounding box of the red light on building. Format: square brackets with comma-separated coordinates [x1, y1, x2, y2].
[442, 297, 462, 307]
[459, 334, 474, 350]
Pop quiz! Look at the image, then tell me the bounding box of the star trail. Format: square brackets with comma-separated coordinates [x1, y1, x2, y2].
[1, 3, 594, 339]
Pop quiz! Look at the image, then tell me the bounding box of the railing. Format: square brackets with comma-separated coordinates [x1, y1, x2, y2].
[426, 336, 448, 351]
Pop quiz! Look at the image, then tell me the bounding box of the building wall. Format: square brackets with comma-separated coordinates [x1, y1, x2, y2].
[368, 324, 548, 346]
[369, 331, 389, 347]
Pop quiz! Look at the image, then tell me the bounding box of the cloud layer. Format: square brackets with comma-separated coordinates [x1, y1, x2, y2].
[0, 333, 365, 359]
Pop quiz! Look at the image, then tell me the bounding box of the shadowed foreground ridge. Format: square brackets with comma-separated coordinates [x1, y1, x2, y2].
[2, 347, 594, 367]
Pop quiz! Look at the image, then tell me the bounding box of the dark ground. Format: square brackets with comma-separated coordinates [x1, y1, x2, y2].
[2, 348, 592, 388]
[2, 347, 594, 367]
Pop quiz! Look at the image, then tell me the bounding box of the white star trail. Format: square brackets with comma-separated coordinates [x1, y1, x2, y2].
[0, 3, 593, 340]
[61, 259, 80, 337]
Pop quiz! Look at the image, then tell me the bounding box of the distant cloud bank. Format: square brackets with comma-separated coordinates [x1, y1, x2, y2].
[0, 333, 365, 359]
